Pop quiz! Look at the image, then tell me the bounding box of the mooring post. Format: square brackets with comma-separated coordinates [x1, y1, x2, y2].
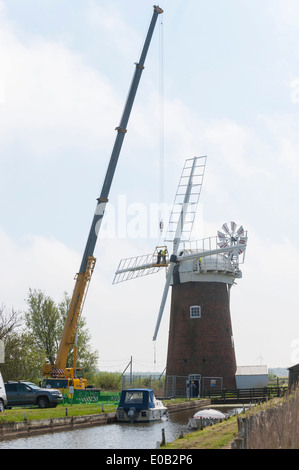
[161, 428, 166, 445]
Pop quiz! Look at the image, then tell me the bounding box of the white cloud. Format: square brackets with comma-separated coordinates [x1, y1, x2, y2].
[271, 0, 299, 28]
[261, 113, 299, 175]
[290, 78, 299, 103]
[85, 0, 141, 56]
[231, 226, 299, 368]
[0, 14, 122, 159]
[0, 229, 80, 309]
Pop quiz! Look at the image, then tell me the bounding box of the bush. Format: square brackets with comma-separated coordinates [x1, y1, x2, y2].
[91, 371, 122, 391]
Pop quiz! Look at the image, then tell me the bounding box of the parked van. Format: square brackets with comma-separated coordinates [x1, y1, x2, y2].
[0, 372, 7, 411]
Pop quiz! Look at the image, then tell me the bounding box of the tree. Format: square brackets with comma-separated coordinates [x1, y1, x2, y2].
[0, 332, 46, 383]
[0, 303, 22, 340]
[0, 304, 45, 382]
[25, 289, 60, 364]
[25, 289, 99, 372]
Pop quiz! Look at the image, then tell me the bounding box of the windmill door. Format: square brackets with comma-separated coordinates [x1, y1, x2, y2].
[188, 374, 201, 398]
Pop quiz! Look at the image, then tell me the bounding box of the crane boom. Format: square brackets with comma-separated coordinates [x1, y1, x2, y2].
[80, 5, 163, 274]
[43, 6, 163, 380]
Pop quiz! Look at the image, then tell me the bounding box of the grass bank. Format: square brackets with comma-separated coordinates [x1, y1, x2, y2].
[162, 415, 239, 449]
[163, 393, 297, 450]
[0, 402, 117, 422]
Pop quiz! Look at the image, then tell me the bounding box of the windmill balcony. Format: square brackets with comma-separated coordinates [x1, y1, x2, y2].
[170, 251, 243, 286]
[192, 254, 235, 274]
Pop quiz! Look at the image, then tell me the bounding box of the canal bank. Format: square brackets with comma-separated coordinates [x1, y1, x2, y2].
[0, 399, 211, 440]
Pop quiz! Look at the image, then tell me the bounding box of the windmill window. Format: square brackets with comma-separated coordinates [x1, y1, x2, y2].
[190, 305, 201, 318]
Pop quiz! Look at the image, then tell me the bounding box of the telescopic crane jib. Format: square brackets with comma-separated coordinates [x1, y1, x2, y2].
[42, 6, 163, 389]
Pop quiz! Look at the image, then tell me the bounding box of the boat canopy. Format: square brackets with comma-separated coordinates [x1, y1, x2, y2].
[118, 388, 155, 411]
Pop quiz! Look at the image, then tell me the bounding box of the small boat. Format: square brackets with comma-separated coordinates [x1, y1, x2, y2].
[116, 388, 167, 423]
[188, 408, 227, 429]
[193, 408, 226, 419]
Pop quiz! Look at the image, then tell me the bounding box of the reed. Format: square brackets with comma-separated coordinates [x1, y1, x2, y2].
[247, 386, 299, 449]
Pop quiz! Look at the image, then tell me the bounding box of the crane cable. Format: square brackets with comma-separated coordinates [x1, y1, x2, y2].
[154, 15, 164, 368]
[158, 14, 164, 236]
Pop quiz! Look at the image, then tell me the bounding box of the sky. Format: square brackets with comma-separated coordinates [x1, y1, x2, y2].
[1, 0, 299, 374]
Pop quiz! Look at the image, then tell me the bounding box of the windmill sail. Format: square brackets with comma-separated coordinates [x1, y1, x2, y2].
[164, 157, 206, 243]
[152, 156, 207, 341]
[113, 252, 163, 284]
[113, 156, 207, 285]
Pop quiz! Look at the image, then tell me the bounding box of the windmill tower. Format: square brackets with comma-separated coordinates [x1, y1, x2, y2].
[113, 156, 248, 395]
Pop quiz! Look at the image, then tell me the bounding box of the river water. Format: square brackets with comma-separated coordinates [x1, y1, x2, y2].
[0, 408, 195, 450]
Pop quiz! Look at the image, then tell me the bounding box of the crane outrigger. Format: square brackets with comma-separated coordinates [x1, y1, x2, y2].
[42, 6, 163, 392]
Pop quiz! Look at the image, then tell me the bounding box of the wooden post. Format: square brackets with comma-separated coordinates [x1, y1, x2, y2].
[234, 438, 244, 449]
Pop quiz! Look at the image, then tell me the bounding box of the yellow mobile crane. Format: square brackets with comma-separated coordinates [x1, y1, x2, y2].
[41, 6, 163, 393]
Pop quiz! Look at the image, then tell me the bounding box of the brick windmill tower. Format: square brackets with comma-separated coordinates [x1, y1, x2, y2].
[163, 221, 247, 396]
[113, 157, 248, 395]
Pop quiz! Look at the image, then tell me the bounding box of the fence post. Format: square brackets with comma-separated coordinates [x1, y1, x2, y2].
[233, 438, 244, 449]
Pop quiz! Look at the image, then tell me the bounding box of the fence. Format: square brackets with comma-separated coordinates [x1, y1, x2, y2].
[202, 387, 288, 403]
[121, 374, 165, 397]
[121, 375, 188, 398]
[62, 389, 120, 405]
[201, 377, 223, 395]
[120, 375, 289, 401]
[165, 376, 188, 398]
[232, 387, 299, 449]
[121, 375, 221, 398]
